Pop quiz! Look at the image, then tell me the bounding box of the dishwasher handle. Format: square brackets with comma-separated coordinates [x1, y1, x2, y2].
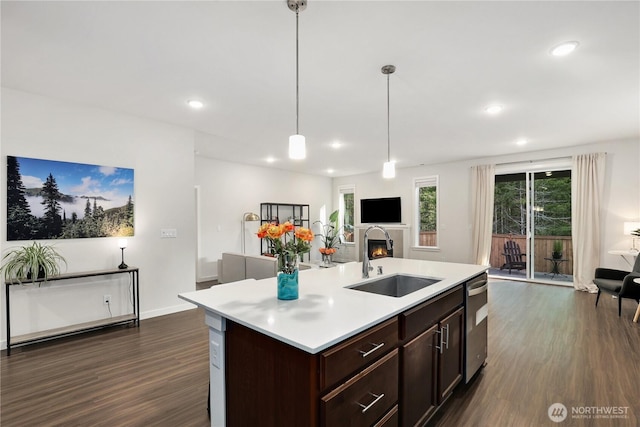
[467, 280, 488, 297]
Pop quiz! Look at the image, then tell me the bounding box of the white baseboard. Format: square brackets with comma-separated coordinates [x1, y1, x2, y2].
[0, 303, 198, 350]
[140, 302, 196, 320]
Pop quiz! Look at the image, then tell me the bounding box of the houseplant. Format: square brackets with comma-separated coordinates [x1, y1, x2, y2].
[1, 241, 67, 284]
[256, 221, 313, 300]
[552, 240, 563, 260]
[314, 210, 341, 266]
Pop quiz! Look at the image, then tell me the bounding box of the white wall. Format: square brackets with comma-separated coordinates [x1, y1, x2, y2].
[1, 89, 197, 345]
[333, 139, 640, 271]
[195, 150, 333, 281]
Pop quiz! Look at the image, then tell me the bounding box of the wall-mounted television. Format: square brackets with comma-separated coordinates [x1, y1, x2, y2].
[360, 197, 402, 224]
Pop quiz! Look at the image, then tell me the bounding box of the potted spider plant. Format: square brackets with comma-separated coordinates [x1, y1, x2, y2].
[1, 242, 67, 284]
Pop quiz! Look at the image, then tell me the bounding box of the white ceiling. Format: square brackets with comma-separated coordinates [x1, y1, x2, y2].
[2, 1, 639, 177]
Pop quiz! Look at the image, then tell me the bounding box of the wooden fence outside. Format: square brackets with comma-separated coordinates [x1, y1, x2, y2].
[417, 232, 572, 275]
[418, 232, 437, 247]
[490, 234, 573, 275]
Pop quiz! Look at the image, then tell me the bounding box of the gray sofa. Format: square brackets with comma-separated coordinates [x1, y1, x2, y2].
[217, 252, 313, 284]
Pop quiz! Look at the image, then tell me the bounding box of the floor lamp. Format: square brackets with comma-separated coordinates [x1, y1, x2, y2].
[241, 212, 261, 254]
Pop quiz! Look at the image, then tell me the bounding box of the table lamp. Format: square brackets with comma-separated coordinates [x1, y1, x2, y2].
[118, 238, 128, 269]
[623, 222, 640, 252]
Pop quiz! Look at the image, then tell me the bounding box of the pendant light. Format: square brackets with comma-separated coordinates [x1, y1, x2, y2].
[288, 0, 307, 160]
[382, 65, 396, 178]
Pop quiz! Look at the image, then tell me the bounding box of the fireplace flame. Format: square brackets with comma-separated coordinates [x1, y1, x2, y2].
[372, 248, 387, 258]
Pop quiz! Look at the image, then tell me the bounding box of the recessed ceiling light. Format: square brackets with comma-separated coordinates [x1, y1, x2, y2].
[550, 41, 579, 57]
[331, 141, 341, 149]
[516, 139, 527, 146]
[265, 156, 276, 163]
[484, 104, 503, 115]
[187, 100, 204, 109]
[327, 169, 334, 174]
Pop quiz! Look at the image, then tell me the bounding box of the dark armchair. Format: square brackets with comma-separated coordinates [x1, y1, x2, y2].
[594, 255, 640, 316]
[500, 240, 527, 274]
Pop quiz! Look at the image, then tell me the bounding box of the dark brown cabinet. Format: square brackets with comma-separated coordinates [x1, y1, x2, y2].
[437, 307, 464, 403]
[225, 317, 399, 427]
[321, 349, 399, 427]
[400, 324, 438, 426]
[399, 286, 464, 427]
[320, 318, 398, 390]
[224, 285, 465, 427]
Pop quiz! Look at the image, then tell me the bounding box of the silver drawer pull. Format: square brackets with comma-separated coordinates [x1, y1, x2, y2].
[444, 324, 450, 350]
[358, 342, 384, 358]
[357, 392, 385, 413]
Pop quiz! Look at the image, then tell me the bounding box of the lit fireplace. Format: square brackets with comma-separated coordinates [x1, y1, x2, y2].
[368, 239, 394, 259]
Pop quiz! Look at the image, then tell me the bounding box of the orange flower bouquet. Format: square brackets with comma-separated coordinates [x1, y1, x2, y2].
[257, 221, 313, 274]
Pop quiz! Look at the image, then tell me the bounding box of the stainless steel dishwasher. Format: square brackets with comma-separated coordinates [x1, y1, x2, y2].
[465, 272, 488, 383]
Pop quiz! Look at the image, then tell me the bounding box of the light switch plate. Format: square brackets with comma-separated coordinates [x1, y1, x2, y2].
[160, 228, 177, 238]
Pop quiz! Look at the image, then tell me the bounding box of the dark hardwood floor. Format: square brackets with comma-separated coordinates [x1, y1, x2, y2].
[1, 309, 210, 427]
[1, 281, 638, 426]
[431, 281, 640, 427]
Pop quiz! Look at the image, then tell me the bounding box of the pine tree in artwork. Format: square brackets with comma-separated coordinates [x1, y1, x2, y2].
[6, 156, 34, 240]
[84, 198, 92, 219]
[40, 173, 63, 238]
[125, 195, 134, 228]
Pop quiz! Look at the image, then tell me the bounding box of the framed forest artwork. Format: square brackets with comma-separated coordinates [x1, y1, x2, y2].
[6, 156, 134, 240]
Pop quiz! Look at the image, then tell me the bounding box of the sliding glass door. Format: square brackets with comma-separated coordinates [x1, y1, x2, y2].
[491, 168, 572, 284]
[531, 170, 572, 283]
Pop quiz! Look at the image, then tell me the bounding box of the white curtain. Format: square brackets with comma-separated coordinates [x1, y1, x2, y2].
[572, 153, 606, 292]
[471, 164, 495, 266]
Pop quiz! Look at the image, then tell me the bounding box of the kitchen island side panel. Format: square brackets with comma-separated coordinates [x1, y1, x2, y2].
[225, 320, 320, 427]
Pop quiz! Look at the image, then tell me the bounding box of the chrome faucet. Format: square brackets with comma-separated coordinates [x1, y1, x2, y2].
[362, 225, 392, 278]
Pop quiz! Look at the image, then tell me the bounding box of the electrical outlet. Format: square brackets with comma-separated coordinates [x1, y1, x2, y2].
[211, 340, 220, 368]
[103, 294, 111, 305]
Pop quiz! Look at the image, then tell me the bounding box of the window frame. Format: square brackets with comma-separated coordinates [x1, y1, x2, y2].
[338, 184, 355, 245]
[413, 176, 439, 250]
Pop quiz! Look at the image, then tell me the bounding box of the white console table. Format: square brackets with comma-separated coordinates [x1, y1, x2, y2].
[4, 267, 139, 355]
[607, 249, 638, 268]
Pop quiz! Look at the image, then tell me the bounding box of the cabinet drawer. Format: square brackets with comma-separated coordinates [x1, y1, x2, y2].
[374, 405, 398, 427]
[321, 349, 399, 427]
[401, 286, 463, 340]
[321, 317, 398, 389]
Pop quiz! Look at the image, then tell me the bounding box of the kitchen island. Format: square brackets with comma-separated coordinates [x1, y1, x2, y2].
[179, 257, 487, 427]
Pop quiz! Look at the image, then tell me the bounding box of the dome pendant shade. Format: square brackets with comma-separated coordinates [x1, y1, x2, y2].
[289, 134, 306, 159]
[383, 161, 396, 179]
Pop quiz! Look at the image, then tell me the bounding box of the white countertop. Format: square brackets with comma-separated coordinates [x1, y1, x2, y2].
[179, 258, 487, 354]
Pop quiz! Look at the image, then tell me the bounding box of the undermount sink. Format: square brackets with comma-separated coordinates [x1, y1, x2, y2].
[347, 274, 442, 298]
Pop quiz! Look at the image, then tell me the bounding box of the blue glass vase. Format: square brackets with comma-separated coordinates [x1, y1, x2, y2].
[277, 269, 299, 300]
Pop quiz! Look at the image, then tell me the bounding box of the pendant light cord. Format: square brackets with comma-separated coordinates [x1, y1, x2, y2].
[387, 72, 390, 162]
[295, 9, 300, 135]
